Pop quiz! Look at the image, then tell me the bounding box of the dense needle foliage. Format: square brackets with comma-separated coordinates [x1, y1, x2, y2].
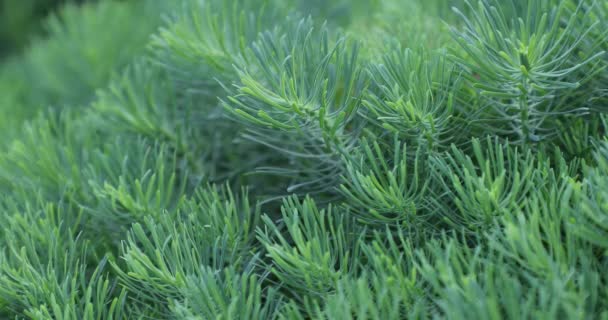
[0, 0, 607, 319]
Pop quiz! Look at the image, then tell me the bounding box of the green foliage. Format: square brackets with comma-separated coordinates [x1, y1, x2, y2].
[152, 0, 288, 83]
[114, 185, 259, 316]
[0, 0, 169, 139]
[0, 201, 125, 319]
[364, 48, 462, 149]
[171, 266, 283, 320]
[257, 196, 362, 302]
[568, 140, 608, 253]
[0, 112, 96, 203]
[340, 135, 430, 226]
[451, 0, 606, 145]
[430, 137, 549, 232]
[0, 0, 607, 319]
[308, 231, 424, 319]
[26, 0, 167, 107]
[0, 0, 82, 58]
[225, 17, 367, 194]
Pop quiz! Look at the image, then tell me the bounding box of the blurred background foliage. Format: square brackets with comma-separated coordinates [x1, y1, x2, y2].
[0, 0, 90, 59]
[0, 0, 167, 140]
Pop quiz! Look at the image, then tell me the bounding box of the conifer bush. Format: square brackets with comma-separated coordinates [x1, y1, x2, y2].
[0, 0, 606, 319]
